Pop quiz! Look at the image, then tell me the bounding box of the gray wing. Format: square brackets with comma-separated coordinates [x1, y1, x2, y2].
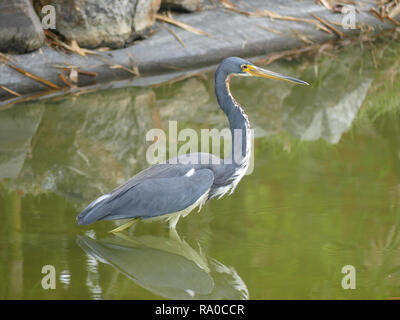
[77, 164, 214, 225]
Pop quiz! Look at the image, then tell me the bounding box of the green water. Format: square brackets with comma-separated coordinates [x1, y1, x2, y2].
[1, 39, 400, 300]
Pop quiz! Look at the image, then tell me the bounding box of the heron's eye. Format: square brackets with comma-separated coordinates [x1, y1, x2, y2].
[242, 65, 248, 71]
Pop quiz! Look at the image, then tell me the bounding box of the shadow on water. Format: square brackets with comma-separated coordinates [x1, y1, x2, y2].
[77, 230, 249, 300]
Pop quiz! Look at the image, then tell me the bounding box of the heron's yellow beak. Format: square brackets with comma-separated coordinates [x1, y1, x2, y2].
[244, 65, 309, 85]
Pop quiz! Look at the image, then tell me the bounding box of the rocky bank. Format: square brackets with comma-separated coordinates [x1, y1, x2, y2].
[0, 0, 398, 102]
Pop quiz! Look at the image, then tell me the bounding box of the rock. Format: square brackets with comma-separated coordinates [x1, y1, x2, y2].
[0, 104, 44, 179]
[161, 0, 202, 12]
[0, 0, 44, 53]
[134, 0, 162, 35]
[9, 87, 158, 200]
[34, 0, 161, 49]
[282, 47, 373, 144]
[159, 78, 209, 121]
[1, 0, 394, 96]
[34, 0, 134, 49]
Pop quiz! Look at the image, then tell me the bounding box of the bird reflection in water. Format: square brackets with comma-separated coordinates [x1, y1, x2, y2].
[77, 229, 249, 300]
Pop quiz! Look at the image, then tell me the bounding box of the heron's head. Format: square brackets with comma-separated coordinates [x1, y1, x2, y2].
[220, 57, 309, 85]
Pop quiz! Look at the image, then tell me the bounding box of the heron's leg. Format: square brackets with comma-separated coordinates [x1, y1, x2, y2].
[169, 226, 182, 242]
[109, 218, 139, 233]
[168, 214, 180, 230]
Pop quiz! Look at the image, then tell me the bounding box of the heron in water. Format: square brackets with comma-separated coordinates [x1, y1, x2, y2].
[77, 57, 309, 232]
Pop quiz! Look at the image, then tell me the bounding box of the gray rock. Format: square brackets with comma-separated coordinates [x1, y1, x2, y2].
[34, 0, 161, 49]
[282, 47, 373, 144]
[34, 0, 134, 48]
[159, 78, 209, 121]
[134, 0, 162, 35]
[0, 104, 44, 179]
[161, 0, 202, 12]
[7, 87, 158, 199]
[0, 0, 44, 53]
[0, 0, 394, 97]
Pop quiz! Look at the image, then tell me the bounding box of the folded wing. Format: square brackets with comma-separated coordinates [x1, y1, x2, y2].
[77, 165, 214, 225]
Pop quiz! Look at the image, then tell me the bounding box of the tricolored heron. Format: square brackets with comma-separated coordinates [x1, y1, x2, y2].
[77, 57, 309, 232]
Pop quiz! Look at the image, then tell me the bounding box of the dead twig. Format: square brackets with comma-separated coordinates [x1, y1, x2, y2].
[59, 73, 75, 88]
[1, 86, 21, 97]
[370, 7, 385, 22]
[310, 13, 344, 38]
[389, 3, 400, 18]
[76, 70, 98, 77]
[0, 54, 60, 89]
[256, 24, 284, 35]
[44, 30, 99, 56]
[109, 64, 139, 76]
[254, 10, 333, 35]
[317, 0, 334, 11]
[260, 43, 323, 65]
[370, 1, 400, 25]
[0, 89, 58, 110]
[153, 71, 208, 88]
[156, 14, 211, 37]
[52, 65, 99, 77]
[218, 2, 333, 35]
[292, 29, 315, 44]
[160, 23, 186, 47]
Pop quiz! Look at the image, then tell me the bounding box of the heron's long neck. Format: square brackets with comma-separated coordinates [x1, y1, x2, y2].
[215, 71, 251, 167]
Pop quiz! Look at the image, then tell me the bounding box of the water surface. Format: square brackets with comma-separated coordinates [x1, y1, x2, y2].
[1, 40, 400, 299]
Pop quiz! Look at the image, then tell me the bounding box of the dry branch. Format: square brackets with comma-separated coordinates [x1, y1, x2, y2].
[310, 13, 344, 38]
[0, 53, 60, 90]
[156, 14, 211, 37]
